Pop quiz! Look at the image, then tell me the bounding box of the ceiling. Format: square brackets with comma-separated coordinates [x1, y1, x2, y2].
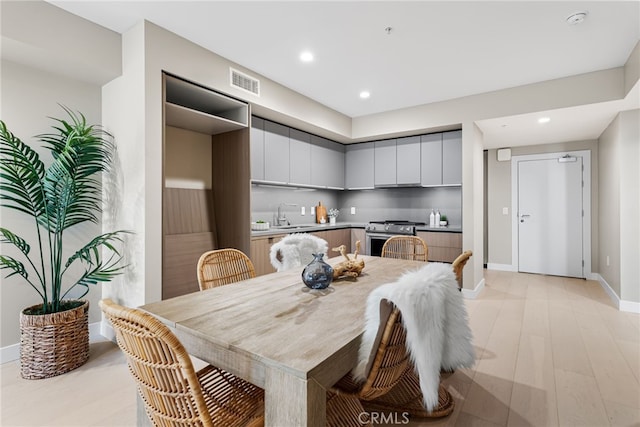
[47, 1, 639, 148]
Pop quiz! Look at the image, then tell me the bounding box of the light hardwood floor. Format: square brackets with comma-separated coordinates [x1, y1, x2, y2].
[1, 270, 638, 426]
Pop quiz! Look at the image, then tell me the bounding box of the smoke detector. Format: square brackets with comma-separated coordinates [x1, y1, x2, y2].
[566, 11, 588, 25]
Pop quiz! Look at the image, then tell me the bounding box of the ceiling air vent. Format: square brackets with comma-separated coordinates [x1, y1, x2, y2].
[230, 68, 260, 96]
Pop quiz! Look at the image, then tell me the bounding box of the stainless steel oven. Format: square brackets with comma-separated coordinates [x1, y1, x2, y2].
[365, 221, 423, 256]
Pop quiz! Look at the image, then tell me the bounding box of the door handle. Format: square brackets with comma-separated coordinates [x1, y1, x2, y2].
[520, 214, 531, 223]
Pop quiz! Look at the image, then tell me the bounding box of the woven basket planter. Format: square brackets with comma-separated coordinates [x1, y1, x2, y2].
[19, 300, 90, 380]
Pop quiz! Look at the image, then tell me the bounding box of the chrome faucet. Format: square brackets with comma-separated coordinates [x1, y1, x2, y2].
[277, 203, 297, 226]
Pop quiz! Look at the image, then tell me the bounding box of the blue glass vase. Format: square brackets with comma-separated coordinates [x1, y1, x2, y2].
[302, 253, 334, 290]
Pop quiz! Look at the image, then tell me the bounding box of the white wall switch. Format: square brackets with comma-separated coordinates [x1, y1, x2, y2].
[301, 206, 305, 215]
[502, 207, 509, 215]
[350, 207, 356, 215]
[311, 206, 315, 215]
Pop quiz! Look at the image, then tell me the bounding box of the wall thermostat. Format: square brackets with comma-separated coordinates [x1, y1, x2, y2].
[497, 148, 511, 162]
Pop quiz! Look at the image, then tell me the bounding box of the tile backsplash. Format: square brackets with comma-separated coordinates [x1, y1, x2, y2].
[251, 184, 462, 227]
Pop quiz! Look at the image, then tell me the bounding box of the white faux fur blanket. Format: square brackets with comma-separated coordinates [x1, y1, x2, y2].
[352, 262, 475, 411]
[269, 233, 328, 272]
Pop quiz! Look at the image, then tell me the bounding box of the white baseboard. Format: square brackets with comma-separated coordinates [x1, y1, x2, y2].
[620, 300, 640, 313]
[596, 274, 640, 314]
[100, 320, 116, 342]
[1, 321, 107, 365]
[487, 263, 517, 272]
[462, 278, 485, 299]
[0, 343, 19, 365]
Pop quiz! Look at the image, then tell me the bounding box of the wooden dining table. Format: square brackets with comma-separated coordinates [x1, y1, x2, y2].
[140, 255, 425, 427]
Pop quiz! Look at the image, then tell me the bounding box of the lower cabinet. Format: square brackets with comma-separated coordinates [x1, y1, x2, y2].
[251, 228, 353, 277]
[310, 228, 351, 258]
[250, 233, 286, 276]
[350, 228, 366, 254]
[417, 231, 463, 263]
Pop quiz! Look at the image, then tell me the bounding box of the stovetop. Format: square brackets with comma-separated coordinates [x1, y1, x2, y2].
[366, 220, 424, 235]
[369, 220, 426, 225]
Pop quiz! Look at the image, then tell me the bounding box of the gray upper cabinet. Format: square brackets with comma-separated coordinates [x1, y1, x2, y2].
[264, 121, 290, 184]
[326, 140, 345, 189]
[345, 142, 374, 189]
[310, 135, 345, 189]
[289, 128, 311, 186]
[250, 117, 265, 181]
[420, 133, 443, 186]
[396, 136, 421, 185]
[374, 139, 397, 187]
[442, 131, 462, 185]
[249, 114, 461, 190]
[250, 117, 345, 189]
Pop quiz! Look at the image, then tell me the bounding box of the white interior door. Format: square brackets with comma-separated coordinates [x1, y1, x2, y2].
[517, 156, 584, 277]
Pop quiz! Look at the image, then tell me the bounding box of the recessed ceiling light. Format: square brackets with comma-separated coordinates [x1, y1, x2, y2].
[359, 91, 371, 99]
[299, 51, 314, 62]
[538, 117, 551, 124]
[566, 11, 588, 25]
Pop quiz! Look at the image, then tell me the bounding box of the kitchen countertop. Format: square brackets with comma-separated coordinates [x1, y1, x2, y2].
[251, 222, 461, 237]
[416, 225, 462, 233]
[251, 222, 365, 237]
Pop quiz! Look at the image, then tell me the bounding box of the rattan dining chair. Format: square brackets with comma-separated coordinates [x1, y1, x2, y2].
[452, 250, 473, 290]
[329, 301, 454, 420]
[381, 235, 429, 262]
[197, 248, 256, 290]
[99, 298, 264, 427]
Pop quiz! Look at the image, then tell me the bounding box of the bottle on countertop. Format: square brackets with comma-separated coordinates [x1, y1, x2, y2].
[435, 209, 441, 228]
[429, 209, 435, 228]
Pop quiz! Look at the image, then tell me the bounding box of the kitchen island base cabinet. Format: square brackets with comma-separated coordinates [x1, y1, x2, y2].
[417, 231, 463, 263]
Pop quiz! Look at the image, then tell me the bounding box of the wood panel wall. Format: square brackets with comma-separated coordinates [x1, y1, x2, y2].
[211, 128, 251, 256]
[163, 188, 217, 299]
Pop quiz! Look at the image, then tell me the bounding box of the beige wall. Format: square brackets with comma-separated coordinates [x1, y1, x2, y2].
[618, 109, 640, 303]
[164, 126, 212, 189]
[598, 109, 640, 304]
[1, 0, 121, 86]
[598, 117, 622, 297]
[486, 140, 599, 270]
[0, 60, 104, 347]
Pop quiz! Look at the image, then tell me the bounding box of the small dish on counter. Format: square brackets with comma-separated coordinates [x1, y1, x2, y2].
[251, 221, 270, 231]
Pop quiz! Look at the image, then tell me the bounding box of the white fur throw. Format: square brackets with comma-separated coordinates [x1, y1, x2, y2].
[269, 233, 329, 272]
[352, 262, 475, 411]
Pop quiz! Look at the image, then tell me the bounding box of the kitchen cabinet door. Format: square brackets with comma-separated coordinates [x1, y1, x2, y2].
[442, 130, 462, 185]
[310, 135, 345, 189]
[250, 117, 265, 180]
[309, 229, 350, 257]
[396, 136, 421, 185]
[264, 121, 290, 184]
[420, 133, 443, 186]
[345, 142, 374, 189]
[326, 141, 345, 189]
[417, 231, 462, 263]
[251, 234, 286, 276]
[374, 139, 397, 186]
[289, 128, 311, 186]
[350, 228, 366, 253]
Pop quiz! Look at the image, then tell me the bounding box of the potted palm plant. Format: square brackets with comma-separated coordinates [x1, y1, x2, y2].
[0, 107, 129, 379]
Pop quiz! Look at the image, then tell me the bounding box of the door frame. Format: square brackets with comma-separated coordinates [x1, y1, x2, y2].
[510, 150, 591, 277]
